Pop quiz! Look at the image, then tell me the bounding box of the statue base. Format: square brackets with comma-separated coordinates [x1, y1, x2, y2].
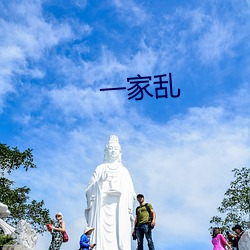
[1, 245, 26, 250]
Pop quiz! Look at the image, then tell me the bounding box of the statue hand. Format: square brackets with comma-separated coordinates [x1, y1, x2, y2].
[130, 213, 135, 222]
[101, 171, 108, 181]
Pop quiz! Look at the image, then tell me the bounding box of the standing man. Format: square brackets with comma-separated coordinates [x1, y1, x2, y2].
[133, 194, 156, 250]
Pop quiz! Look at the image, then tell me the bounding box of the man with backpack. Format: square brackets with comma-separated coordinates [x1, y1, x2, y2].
[132, 194, 156, 250]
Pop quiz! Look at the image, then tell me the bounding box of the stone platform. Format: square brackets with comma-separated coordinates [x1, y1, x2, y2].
[1, 245, 26, 250]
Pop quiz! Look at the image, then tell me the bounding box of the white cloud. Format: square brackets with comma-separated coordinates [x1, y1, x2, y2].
[112, 0, 148, 26]
[156, 6, 243, 67]
[188, 8, 210, 33]
[196, 20, 235, 63]
[0, 1, 74, 110]
[0, 45, 25, 107]
[73, 0, 87, 9]
[81, 47, 127, 85]
[0, 2, 73, 57]
[127, 44, 158, 76]
[48, 84, 126, 119]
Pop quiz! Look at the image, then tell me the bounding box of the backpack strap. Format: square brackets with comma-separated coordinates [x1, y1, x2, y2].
[144, 203, 151, 215]
[136, 206, 139, 216]
[136, 203, 151, 216]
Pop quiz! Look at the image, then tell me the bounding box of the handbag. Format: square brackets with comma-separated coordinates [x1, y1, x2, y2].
[46, 224, 52, 232]
[62, 231, 69, 242]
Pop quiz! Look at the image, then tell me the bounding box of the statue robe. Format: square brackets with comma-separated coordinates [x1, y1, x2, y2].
[239, 229, 250, 250]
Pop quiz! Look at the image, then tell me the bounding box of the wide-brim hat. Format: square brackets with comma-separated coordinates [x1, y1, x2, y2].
[232, 225, 242, 231]
[84, 227, 94, 234]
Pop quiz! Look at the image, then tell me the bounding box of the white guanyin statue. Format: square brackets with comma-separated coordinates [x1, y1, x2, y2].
[85, 135, 136, 250]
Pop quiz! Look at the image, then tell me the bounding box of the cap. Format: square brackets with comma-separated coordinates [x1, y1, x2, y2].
[232, 225, 243, 231]
[136, 194, 144, 198]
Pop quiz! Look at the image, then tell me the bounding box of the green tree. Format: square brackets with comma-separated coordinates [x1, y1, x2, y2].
[0, 143, 52, 233]
[210, 167, 250, 232]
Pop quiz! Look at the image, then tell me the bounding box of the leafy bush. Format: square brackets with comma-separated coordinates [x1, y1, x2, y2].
[0, 234, 14, 246]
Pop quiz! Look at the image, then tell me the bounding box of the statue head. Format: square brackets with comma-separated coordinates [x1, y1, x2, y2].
[0, 202, 10, 218]
[104, 135, 122, 163]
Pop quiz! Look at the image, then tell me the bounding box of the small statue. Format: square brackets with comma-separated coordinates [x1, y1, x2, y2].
[0, 203, 38, 250]
[0, 202, 11, 218]
[13, 220, 38, 250]
[0, 202, 15, 235]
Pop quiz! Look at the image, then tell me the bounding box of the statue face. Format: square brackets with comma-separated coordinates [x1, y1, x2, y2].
[107, 142, 121, 160]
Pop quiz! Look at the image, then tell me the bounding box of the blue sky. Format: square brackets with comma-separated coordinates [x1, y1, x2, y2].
[1, 0, 250, 249]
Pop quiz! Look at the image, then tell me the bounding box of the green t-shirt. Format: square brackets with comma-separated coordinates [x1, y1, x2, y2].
[136, 203, 153, 225]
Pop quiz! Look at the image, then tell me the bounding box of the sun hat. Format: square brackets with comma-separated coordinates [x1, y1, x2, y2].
[55, 212, 63, 218]
[84, 227, 95, 234]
